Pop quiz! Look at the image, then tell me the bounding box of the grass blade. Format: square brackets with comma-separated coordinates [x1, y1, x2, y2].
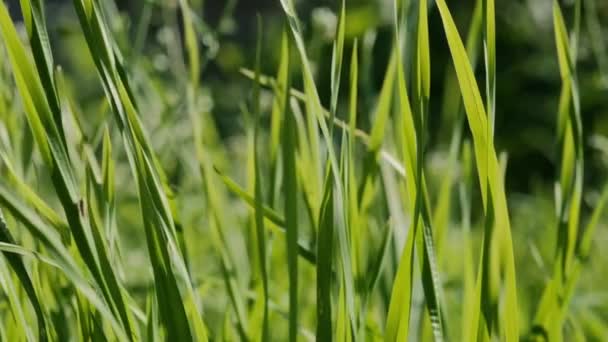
[434, 0, 519, 338]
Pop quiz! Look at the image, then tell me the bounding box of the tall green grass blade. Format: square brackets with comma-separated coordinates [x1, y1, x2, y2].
[385, 1, 445, 340]
[178, 0, 199, 89]
[411, 1, 446, 340]
[251, 16, 270, 341]
[316, 168, 334, 341]
[279, 2, 358, 338]
[434, 0, 519, 339]
[18, 0, 63, 138]
[70, 0, 209, 339]
[385, 3, 418, 340]
[0, 2, 138, 338]
[459, 140, 478, 342]
[358, 50, 396, 207]
[85, 164, 137, 341]
[265, 28, 291, 204]
[278, 30, 300, 342]
[533, 2, 585, 339]
[434, 0, 482, 272]
[483, 0, 496, 135]
[240, 68, 408, 179]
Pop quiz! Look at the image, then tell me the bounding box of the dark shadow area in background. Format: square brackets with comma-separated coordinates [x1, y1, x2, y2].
[4, 0, 608, 196]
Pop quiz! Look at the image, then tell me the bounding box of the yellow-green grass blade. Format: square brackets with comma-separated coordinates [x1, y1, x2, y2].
[346, 41, 363, 299]
[357, 49, 396, 208]
[385, 4, 418, 339]
[0, 187, 129, 340]
[0, 211, 47, 341]
[435, 0, 519, 339]
[18, 0, 63, 138]
[335, 278, 351, 341]
[385, 220, 417, 342]
[459, 140, 479, 342]
[412, 1, 446, 340]
[279, 2, 358, 337]
[333, 1, 357, 334]
[434, 0, 489, 210]
[85, 162, 138, 341]
[240, 68, 408, 179]
[578, 180, 608, 259]
[265, 30, 291, 205]
[178, 0, 199, 89]
[438, 0, 482, 137]
[71, 0, 209, 338]
[553, 0, 584, 283]
[316, 168, 334, 340]
[277, 0, 348, 205]
[533, 2, 585, 339]
[251, 17, 270, 340]
[330, 0, 346, 124]
[0, 152, 70, 244]
[385, 1, 445, 340]
[434, 0, 482, 267]
[0, 253, 35, 341]
[100, 128, 120, 259]
[0, 3, 138, 338]
[0, 3, 68, 187]
[483, 0, 496, 136]
[579, 309, 608, 339]
[270, 31, 290, 166]
[278, 31, 300, 342]
[124, 100, 207, 342]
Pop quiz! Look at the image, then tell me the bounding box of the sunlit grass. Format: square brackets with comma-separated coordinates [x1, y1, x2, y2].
[0, 0, 606, 340]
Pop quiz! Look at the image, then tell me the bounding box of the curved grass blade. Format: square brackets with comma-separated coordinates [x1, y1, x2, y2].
[385, 1, 445, 340]
[240, 69, 407, 178]
[278, 2, 357, 337]
[0, 3, 137, 338]
[0, 187, 129, 341]
[0, 211, 48, 341]
[71, 0, 209, 338]
[0, 253, 34, 341]
[533, 2, 585, 339]
[434, 0, 519, 339]
[0, 152, 70, 244]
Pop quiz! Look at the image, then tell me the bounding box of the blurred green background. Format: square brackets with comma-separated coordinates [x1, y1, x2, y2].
[7, 0, 608, 191]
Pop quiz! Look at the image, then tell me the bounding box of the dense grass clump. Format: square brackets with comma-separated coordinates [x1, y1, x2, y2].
[0, 0, 607, 340]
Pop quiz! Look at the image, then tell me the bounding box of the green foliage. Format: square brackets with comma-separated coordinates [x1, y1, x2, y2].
[0, 0, 607, 341]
